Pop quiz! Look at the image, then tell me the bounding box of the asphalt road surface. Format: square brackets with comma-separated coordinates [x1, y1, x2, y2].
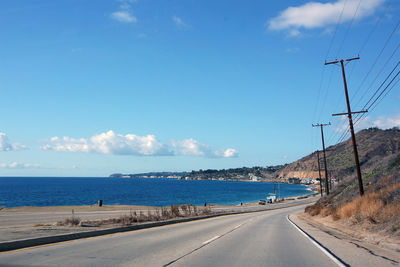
[0, 204, 339, 267]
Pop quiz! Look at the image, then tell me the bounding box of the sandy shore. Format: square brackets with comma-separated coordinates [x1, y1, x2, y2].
[0, 195, 319, 243]
[1, 193, 316, 213]
[1, 204, 157, 213]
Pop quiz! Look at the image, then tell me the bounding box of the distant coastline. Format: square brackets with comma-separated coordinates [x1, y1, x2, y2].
[109, 172, 187, 179]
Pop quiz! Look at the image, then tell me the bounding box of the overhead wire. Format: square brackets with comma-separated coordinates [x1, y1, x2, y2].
[337, 61, 400, 144]
[350, 18, 400, 103]
[329, 17, 400, 145]
[353, 43, 400, 109]
[347, 16, 383, 79]
[313, 0, 347, 124]
[361, 60, 400, 110]
[322, 0, 369, 146]
[336, 0, 362, 57]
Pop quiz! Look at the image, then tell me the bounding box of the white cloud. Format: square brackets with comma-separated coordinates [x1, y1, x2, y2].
[289, 29, 301, 37]
[171, 139, 238, 158]
[42, 130, 172, 156]
[372, 115, 400, 129]
[43, 131, 239, 158]
[267, 0, 385, 35]
[172, 16, 190, 29]
[334, 114, 400, 133]
[110, 11, 137, 23]
[222, 148, 238, 158]
[0, 132, 27, 151]
[118, 0, 137, 10]
[110, 0, 137, 23]
[0, 162, 40, 169]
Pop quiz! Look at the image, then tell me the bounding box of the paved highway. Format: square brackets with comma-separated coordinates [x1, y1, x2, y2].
[0, 204, 338, 267]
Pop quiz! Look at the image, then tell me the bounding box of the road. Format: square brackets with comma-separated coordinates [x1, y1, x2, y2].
[0, 204, 339, 267]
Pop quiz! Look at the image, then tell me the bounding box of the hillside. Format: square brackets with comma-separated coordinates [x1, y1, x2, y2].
[109, 172, 188, 178]
[278, 127, 400, 182]
[181, 165, 286, 181]
[304, 127, 400, 241]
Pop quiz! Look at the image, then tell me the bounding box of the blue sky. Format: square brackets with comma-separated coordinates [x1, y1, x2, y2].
[1, 0, 399, 176]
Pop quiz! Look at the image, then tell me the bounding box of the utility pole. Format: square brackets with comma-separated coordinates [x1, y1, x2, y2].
[312, 123, 330, 195]
[326, 56, 367, 196]
[316, 150, 323, 197]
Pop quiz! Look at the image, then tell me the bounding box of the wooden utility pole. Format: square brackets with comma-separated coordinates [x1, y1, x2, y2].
[326, 56, 367, 196]
[316, 150, 323, 197]
[312, 123, 330, 195]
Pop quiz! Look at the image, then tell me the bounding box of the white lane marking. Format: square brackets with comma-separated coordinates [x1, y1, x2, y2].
[202, 235, 220, 245]
[201, 217, 253, 246]
[234, 223, 242, 229]
[286, 215, 347, 267]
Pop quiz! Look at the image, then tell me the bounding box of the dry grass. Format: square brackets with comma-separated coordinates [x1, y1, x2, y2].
[170, 205, 181, 217]
[57, 216, 81, 226]
[306, 178, 400, 235]
[335, 183, 400, 224]
[73, 204, 216, 227]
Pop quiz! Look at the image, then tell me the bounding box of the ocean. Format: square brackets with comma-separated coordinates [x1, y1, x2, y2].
[0, 177, 312, 208]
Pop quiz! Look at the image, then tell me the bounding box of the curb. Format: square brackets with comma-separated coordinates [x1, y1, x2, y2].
[0, 200, 316, 252]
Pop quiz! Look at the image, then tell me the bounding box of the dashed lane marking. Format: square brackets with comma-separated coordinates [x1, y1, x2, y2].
[202, 235, 220, 245]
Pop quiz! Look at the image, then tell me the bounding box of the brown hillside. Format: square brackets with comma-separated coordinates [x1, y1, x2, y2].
[304, 128, 400, 240]
[278, 127, 400, 181]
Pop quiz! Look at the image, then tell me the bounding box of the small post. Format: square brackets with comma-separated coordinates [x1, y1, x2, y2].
[316, 150, 323, 197]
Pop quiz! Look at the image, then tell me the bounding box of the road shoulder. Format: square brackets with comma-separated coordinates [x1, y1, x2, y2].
[290, 212, 400, 267]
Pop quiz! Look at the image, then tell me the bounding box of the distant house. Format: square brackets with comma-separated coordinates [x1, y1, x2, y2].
[300, 178, 315, 185]
[248, 173, 258, 181]
[288, 178, 301, 184]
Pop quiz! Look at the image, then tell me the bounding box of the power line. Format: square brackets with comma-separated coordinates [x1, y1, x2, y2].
[369, 75, 400, 112]
[315, 0, 349, 124]
[365, 69, 400, 111]
[339, 63, 400, 144]
[354, 43, 400, 109]
[362, 61, 400, 110]
[351, 18, 400, 102]
[336, 0, 362, 57]
[351, 71, 399, 132]
[335, 64, 400, 144]
[325, 0, 348, 59]
[348, 15, 383, 78]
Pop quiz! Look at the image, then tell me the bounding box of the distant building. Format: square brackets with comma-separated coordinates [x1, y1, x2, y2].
[248, 173, 258, 181]
[300, 178, 315, 185]
[288, 178, 301, 184]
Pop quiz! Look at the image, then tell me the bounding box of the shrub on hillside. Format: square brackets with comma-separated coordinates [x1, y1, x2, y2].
[336, 183, 400, 224]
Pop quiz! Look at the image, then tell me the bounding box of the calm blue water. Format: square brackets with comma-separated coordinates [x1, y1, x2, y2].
[0, 177, 312, 208]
